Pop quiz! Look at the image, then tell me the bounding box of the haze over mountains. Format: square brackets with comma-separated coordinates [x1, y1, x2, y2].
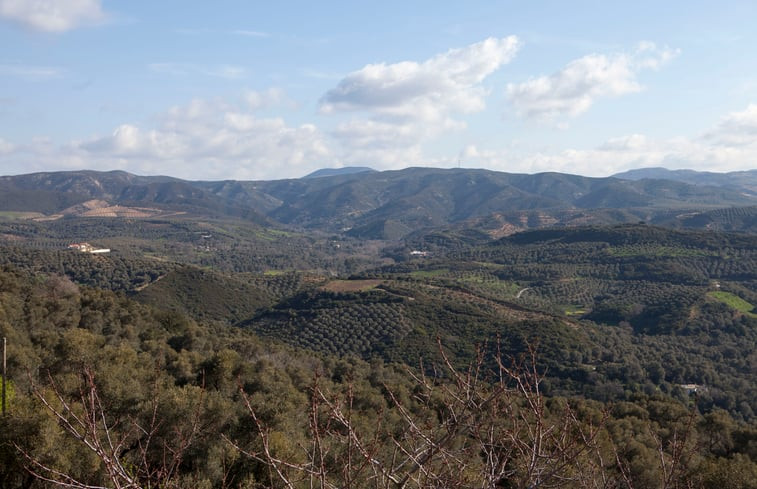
[2, 167, 757, 237]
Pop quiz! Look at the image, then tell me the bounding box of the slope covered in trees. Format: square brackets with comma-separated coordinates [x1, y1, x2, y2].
[1, 265, 757, 488]
[4, 168, 757, 238]
[1, 222, 756, 422]
[0, 192, 756, 488]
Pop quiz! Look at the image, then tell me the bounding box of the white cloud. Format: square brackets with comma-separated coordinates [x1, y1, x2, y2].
[329, 119, 428, 168]
[321, 36, 520, 121]
[330, 119, 426, 168]
[322, 36, 520, 168]
[72, 92, 330, 180]
[461, 137, 682, 177]
[507, 42, 679, 122]
[0, 0, 105, 33]
[701, 103, 757, 147]
[461, 103, 757, 176]
[332, 119, 424, 150]
[0, 90, 330, 180]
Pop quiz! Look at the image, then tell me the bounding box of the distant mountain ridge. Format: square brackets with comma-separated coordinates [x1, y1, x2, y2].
[303, 167, 376, 178]
[2, 167, 757, 237]
[0, 170, 271, 224]
[613, 167, 757, 195]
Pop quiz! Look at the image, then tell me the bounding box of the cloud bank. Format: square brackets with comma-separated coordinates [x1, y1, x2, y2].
[78, 95, 329, 180]
[1, 92, 330, 180]
[3, 100, 757, 180]
[463, 103, 757, 176]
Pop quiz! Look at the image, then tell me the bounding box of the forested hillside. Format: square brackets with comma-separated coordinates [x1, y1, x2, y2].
[4, 168, 757, 237]
[2, 264, 757, 488]
[1, 221, 755, 422]
[1, 175, 757, 487]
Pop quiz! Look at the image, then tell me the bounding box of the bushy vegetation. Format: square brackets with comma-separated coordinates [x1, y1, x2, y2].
[0, 217, 756, 487]
[1, 265, 757, 488]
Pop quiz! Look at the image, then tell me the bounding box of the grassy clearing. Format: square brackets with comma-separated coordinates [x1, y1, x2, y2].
[564, 305, 587, 316]
[708, 291, 757, 317]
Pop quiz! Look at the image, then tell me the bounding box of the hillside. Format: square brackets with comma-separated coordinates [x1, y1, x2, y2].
[614, 167, 757, 195]
[0, 170, 271, 224]
[1, 209, 757, 487]
[2, 264, 757, 487]
[251, 168, 757, 236]
[3, 220, 754, 421]
[3, 168, 757, 238]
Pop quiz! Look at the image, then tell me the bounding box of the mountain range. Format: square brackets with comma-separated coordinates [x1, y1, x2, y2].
[2, 167, 757, 237]
[613, 167, 757, 189]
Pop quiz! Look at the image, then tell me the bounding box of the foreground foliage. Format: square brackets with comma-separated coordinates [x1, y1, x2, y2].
[1, 265, 757, 488]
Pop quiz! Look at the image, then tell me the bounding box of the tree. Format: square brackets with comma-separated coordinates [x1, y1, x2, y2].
[17, 368, 204, 489]
[229, 342, 613, 489]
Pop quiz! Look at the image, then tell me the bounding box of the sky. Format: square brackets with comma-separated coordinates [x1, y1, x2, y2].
[1, 0, 757, 181]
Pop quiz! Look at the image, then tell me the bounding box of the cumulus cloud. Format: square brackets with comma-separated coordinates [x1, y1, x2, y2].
[461, 103, 757, 176]
[322, 36, 520, 168]
[330, 120, 426, 168]
[70, 93, 330, 180]
[328, 119, 428, 168]
[0, 90, 330, 180]
[461, 137, 685, 177]
[321, 36, 520, 121]
[3, 101, 757, 179]
[507, 42, 679, 122]
[0, 0, 105, 33]
[701, 103, 757, 147]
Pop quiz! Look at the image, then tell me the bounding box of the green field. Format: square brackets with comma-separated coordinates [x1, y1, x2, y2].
[709, 290, 757, 317]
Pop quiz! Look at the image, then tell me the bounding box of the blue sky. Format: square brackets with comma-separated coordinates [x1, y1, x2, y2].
[1, 0, 756, 180]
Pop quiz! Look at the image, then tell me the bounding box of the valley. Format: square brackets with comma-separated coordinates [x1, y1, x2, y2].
[0, 167, 756, 487]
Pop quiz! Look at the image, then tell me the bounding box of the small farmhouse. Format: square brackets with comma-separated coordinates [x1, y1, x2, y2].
[68, 243, 111, 254]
